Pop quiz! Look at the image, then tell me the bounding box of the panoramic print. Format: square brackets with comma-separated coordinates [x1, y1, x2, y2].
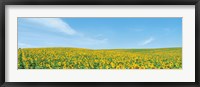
[18, 18, 182, 69]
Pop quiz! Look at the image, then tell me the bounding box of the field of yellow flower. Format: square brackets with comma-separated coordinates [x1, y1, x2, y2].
[18, 48, 182, 69]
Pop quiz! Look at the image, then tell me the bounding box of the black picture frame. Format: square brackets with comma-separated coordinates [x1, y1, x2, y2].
[0, 0, 200, 87]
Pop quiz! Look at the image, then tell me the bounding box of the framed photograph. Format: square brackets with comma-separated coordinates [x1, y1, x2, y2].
[0, 0, 199, 87]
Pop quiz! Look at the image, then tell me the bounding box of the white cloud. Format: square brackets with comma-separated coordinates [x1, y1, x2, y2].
[74, 34, 108, 45]
[18, 18, 109, 48]
[21, 18, 77, 35]
[131, 28, 144, 32]
[18, 43, 32, 48]
[81, 37, 108, 45]
[140, 37, 155, 45]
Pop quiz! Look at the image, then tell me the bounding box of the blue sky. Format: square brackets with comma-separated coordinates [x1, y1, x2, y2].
[18, 18, 182, 49]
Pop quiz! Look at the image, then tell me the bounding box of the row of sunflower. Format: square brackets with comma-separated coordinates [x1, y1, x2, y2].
[18, 48, 182, 69]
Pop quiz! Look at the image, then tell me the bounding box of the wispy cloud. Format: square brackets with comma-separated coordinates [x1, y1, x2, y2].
[18, 43, 32, 48]
[18, 18, 109, 48]
[140, 37, 155, 45]
[131, 28, 144, 32]
[163, 28, 173, 33]
[19, 18, 77, 35]
[77, 36, 108, 45]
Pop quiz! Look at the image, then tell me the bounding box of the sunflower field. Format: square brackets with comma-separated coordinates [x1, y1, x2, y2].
[18, 48, 182, 69]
